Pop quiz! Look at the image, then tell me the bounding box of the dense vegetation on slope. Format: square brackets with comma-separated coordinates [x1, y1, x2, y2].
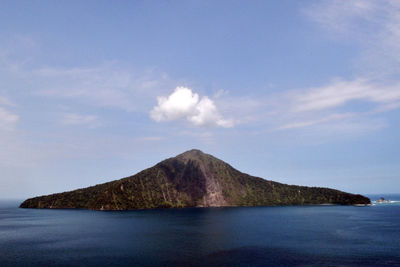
[20, 149, 370, 210]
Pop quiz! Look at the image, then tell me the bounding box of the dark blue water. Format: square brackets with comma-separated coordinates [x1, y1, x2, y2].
[1, 195, 400, 266]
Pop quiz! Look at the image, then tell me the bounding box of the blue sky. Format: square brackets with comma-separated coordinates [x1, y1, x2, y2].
[1, 0, 399, 198]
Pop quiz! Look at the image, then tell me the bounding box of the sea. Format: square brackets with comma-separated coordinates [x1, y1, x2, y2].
[1, 194, 399, 266]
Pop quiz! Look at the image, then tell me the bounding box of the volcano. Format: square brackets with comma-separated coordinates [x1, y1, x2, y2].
[20, 149, 370, 210]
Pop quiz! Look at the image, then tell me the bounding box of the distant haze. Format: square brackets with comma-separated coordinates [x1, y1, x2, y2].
[0, 1, 399, 198]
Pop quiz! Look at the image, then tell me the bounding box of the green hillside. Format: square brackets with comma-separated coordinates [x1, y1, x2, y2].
[20, 149, 370, 210]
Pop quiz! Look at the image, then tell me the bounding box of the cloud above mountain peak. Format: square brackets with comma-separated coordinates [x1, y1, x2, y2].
[150, 87, 234, 128]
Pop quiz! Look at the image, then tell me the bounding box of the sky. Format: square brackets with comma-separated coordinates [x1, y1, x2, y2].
[1, 0, 399, 198]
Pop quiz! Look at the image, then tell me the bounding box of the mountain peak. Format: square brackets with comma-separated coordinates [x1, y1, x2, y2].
[180, 149, 204, 156]
[176, 149, 211, 162]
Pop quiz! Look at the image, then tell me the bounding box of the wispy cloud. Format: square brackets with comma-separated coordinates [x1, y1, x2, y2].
[218, 1, 400, 134]
[0, 106, 18, 130]
[275, 113, 355, 131]
[135, 136, 165, 142]
[0, 36, 172, 114]
[0, 28, 397, 141]
[266, 77, 400, 133]
[0, 96, 16, 107]
[61, 113, 101, 128]
[33, 64, 171, 112]
[289, 78, 400, 112]
[304, 1, 378, 38]
[304, 0, 400, 78]
[265, 0, 400, 133]
[0, 95, 18, 130]
[150, 86, 235, 128]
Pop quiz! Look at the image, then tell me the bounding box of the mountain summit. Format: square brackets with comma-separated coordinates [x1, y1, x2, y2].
[20, 149, 370, 210]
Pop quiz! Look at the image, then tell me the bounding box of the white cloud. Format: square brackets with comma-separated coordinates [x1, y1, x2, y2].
[61, 113, 101, 128]
[150, 86, 234, 128]
[188, 96, 234, 127]
[150, 86, 199, 121]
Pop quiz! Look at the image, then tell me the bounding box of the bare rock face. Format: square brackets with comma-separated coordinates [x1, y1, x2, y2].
[20, 149, 371, 210]
[176, 150, 227, 207]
